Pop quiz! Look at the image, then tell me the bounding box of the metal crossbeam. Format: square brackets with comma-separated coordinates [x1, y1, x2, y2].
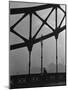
[33, 25, 66, 44]
[10, 25, 66, 50]
[33, 8, 54, 39]
[10, 4, 59, 14]
[10, 13, 28, 29]
[58, 14, 66, 28]
[10, 28, 28, 41]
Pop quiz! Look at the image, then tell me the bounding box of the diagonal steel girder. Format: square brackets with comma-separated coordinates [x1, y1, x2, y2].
[10, 4, 59, 14]
[10, 25, 66, 50]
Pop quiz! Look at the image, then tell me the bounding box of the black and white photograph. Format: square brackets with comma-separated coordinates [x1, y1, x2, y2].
[9, 1, 66, 89]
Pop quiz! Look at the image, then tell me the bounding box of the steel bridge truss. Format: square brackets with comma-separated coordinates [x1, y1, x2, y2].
[10, 4, 66, 74]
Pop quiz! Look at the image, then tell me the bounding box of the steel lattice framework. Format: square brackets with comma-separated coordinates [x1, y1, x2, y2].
[10, 4, 66, 74]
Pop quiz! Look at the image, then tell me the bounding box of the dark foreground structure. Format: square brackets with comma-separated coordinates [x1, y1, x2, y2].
[10, 72, 66, 89]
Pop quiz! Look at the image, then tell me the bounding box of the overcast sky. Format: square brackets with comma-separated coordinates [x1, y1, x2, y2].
[9, 1, 66, 75]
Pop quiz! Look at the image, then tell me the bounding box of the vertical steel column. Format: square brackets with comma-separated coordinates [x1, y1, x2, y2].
[29, 50, 31, 75]
[56, 38, 58, 73]
[65, 5, 66, 73]
[29, 13, 32, 75]
[55, 7, 58, 73]
[41, 35, 43, 74]
[29, 13, 32, 40]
